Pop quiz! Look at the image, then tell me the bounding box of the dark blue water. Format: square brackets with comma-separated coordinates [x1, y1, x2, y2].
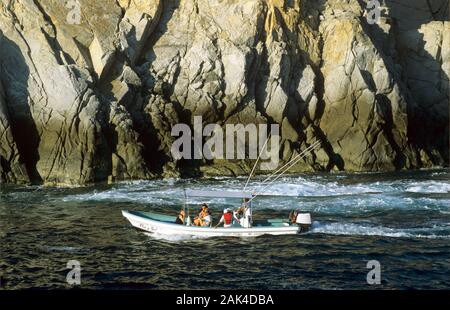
[1, 169, 449, 289]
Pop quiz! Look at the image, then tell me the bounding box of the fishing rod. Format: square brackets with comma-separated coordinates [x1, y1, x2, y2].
[255, 140, 321, 189]
[249, 140, 321, 202]
[244, 133, 271, 191]
[183, 188, 192, 226]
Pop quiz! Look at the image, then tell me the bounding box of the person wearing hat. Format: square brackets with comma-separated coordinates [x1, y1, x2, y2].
[215, 208, 239, 228]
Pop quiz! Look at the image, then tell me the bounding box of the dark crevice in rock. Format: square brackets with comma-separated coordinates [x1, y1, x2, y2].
[1, 36, 42, 184]
[0, 155, 11, 181]
[426, 0, 450, 20]
[32, 0, 75, 66]
[311, 13, 333, 169]
[312, 125, 345, 171]
[375, 94, 406, 169]
[357, 0, 449, 168]
[138, 0, 180, 68]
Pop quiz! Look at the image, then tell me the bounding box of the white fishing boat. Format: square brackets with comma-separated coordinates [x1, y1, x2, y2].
[122, 190, 312, 238]
[122, 140, 319, 239]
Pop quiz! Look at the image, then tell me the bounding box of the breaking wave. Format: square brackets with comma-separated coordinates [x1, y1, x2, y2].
[405, 181, 450, 194]
[58, 175, 450, 204]
[252, 180, 383, 197]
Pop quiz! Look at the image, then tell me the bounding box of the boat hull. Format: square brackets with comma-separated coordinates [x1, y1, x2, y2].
[122, 210, 300, 238]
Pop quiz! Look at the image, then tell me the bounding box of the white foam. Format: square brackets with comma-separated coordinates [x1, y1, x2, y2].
[251, 179, 383, 197]
[41, 246, 82, 253]
[142, 232, 209, 242]
[406, 181, 450, 194]
[311, 221, 450, 239]
[61, 187, 181, 205]
[57, 175, 450, 212]
[431, 171, 449, 177]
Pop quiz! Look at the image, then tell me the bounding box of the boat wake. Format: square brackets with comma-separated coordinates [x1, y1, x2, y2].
[311, 221, 450, 239]
[139, 222, 450, 242]
[142, 232, 207, 242]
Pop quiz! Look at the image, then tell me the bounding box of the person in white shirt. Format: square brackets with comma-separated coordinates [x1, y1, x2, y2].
[239, 198, 253, 228]
[201, 209, 212, 227]
[240, 207, 252, 228]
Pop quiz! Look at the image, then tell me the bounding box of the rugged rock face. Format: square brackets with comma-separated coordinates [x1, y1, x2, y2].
[0, 0, 448, 185]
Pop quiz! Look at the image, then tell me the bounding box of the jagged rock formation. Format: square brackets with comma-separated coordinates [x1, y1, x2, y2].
[0, 0, 448, 185]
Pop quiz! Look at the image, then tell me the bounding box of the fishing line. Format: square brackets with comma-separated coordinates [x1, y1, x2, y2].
[255, 140, 321, 189]
[249, 141, 321, 202]
[244, 133, 271, 191]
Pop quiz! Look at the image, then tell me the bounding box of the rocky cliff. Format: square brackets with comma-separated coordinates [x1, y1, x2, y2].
[0, 0, 448, 185]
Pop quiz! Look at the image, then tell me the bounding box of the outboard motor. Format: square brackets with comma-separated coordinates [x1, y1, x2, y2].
[295, 213, 312, 233]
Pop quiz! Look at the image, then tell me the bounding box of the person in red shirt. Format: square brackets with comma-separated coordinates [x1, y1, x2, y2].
[215, 209, 238, 228]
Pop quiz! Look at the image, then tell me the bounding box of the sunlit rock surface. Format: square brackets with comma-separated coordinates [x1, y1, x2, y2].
[0, 0, 448, 185]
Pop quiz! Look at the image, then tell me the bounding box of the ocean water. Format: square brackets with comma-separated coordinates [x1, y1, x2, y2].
[0, 169, 449, 289]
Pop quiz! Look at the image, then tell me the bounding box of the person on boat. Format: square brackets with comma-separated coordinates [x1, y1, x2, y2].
[175, 209, 185, 225]
[194, 203, 209, 226]
[234, 207, 244, 221]
[239, 198, 253, 228]
[215, 208, 235, 228]
[289, 210, 298, 224]
[201, 209, 212, 227]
